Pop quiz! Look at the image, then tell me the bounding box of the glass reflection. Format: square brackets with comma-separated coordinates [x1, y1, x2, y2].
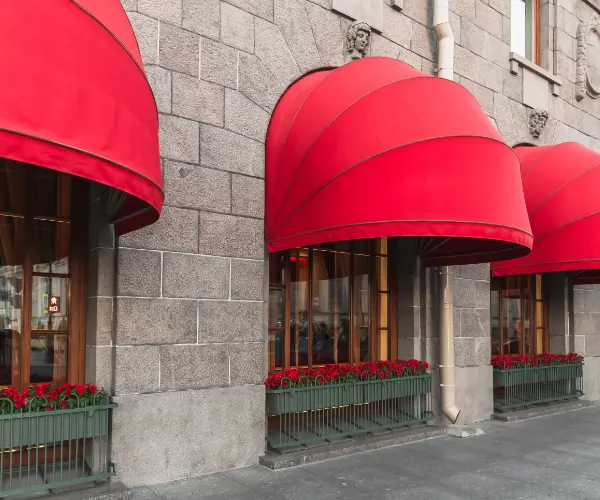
[30, 334, 67, 384]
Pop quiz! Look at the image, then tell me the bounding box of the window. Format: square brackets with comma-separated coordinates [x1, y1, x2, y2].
[0, 160, 88, 388]
[511, 0, 539, 63]
[268, 239, 396, 373]
[491, 274, 547, 356]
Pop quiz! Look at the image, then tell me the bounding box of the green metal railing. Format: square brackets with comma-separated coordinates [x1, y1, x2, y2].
[266, 374, 434, 450]
[493, 363, 584, 412]
[0, 396, 116, 497]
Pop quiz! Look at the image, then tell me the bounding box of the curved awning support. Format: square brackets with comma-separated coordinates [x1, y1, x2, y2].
[493, 143, 600, 278]
[266, 57, 532, 266]
[0, 0, 163, 235]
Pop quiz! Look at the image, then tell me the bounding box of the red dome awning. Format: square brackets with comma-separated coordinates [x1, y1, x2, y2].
[265, 57, 532, 266]
[0, 0, 163, 235]
[493, 143, 600, 278]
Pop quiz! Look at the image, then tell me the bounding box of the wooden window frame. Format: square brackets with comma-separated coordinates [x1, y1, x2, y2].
[491, 274, 548, 356]
[0, 165, 88, 389]
[268, 239, 398, 374]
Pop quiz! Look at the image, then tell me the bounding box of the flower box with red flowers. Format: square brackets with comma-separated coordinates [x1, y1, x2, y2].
[492, 353, 584, 387]
[265, 360, 431, 415]
[0, 383, 116, 448]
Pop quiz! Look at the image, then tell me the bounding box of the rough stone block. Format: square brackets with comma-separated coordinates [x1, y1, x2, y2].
[523, 69, 549, 111]
[86, 298, 113, 346]
[198, 300, 264, 342]
[164, 161, 231, 213]
[198, 212, 264, 259]
[120, 0, 137, 11]
[146, 66, 171, 114]
[460, 78, 493, 115]
[111, 387, 265, 487]
[474, 280, 490, 309]
[421, 58, 436, 75]
[574, 288, 585, 313]
[88, 248, 115, 297]
[159, 23, 200, 76]
[238, 52, 284, 112]
[306, 2, 345, 67]
[162, 252, 230, 299]
[158, 114, 200, 164]
[461, 20, 488, 58]
[585, 334, 600, 357]
[183, 0, 220, 39]
[398, 46, 423, 70]
[225, 89, 270, 143]
[455, 337, 490, 367]
[172, 72, 224, 126]
[449, 10, 461, 45]
[231, 258, 264, 300]
[120, 206, 198, 253]
[200, 37, 238, 89]
[454, 365, 493, 425]
[230, 342, 266, 385]
[453, 278, 476, 308]
[585, 290, 600, 313]
[382, 5, 411, 49]
[583, 356, 600, 401]
[460, 309, 490, 337]
[255, 17, 302, 89]
[550, 335, 568, 354]
[450, 0, 476, 22]
[488, 35, 510, 70]
[221, 2, 255, 53]
[556, 29, 576, 61]
[371, 33, 401, 59]
[85, 346, 113, 396]
[159, 344, 229, 390]
[458, 263, 490, 281]
[232, 174, 264, 218]
[225, 0, 274, 20]
[454, 45, 476, 81]
[574, 312, 594, 336]
[201, 125, 265, 177]
[558, 7, 579, 38]
[127, 13, 159, 66]
[115, 298, 197, 345]
[488, 0, 510, 17]
[138, 0, 182, 24]
[332, 0, 383, 31]
[410, 20, 436, 60]
[115, 346, 160, 395]
[274, 0, 322, 72]
[575, 335, 585, 354]
[117, 249, 162, 297]
[401, 0, 428, 25]
[502, 14, 510, 44]
[503, 70, 523, 102]
[475, 2, 503, 39]
[475, 56, 503, 92]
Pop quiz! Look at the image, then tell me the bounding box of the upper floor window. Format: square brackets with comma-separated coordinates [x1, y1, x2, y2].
[511, 0, 539, 64]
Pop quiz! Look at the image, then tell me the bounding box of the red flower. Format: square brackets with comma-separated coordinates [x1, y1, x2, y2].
[89, 385, 97, 395]
[46, 406, 51, 411]
[60, 400, 67, 408]
[76, 384, 86, 396]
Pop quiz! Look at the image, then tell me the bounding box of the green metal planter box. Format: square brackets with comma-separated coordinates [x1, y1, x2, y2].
[266, 375, 432, 415]
[0, 403, 116, 449]
[363, 376, 432, 403]
[493, 364, 584, 387]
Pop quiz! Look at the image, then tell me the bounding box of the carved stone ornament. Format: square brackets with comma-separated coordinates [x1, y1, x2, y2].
[576, 14, 600, 101]
[344, 21, 372, 63]
[528, 109, 549, 139]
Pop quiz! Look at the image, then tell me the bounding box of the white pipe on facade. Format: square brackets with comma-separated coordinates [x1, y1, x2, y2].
[439, 266, 461, 424]
[433, 0, 460, 424]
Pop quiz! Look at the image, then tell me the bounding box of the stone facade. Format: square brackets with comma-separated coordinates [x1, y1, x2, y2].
[86, 0, 600, 487]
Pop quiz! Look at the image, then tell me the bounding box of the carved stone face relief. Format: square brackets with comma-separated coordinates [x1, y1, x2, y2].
[345, 21, 372, 63]
[528, 109, 549, 139]
[576, 14, 600, 100]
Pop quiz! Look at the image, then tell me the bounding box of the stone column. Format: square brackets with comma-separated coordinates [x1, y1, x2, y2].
[452, 264, 493, 424]
[573, 283, 600, 401]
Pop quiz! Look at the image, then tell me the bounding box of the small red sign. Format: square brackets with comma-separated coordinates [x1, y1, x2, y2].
[49, 296, 60, 313]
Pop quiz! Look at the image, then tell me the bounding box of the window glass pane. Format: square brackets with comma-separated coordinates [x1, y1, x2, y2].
[269, 253, 285, 287]
[32, 219, 70, 274]
[290, 249, 309, 367]
[0, 265, 22, 387]
[30, 334, 68, 385]
[503, 277, 521, 355]
[353, 255, 370, 362]
[511, 0, 527, 57]
[312, 249, 350, 365]
[32, 276, 70, 332]
[271, 330, 283, 370]
[491, 279, 501, 355]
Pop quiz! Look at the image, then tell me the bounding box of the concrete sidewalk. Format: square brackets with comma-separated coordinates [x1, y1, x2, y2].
[131, 405, 600, 500]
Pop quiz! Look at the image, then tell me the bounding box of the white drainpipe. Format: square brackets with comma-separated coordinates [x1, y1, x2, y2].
[433, 0, 461, 424]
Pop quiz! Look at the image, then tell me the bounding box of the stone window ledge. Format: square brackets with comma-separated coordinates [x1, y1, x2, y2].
[509, 53, 562, 97]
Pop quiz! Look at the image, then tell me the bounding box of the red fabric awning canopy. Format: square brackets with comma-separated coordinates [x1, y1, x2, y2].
[0, 0, 163, 235]
[493, 143, 600, 278]
[265, 57, 532, 266]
